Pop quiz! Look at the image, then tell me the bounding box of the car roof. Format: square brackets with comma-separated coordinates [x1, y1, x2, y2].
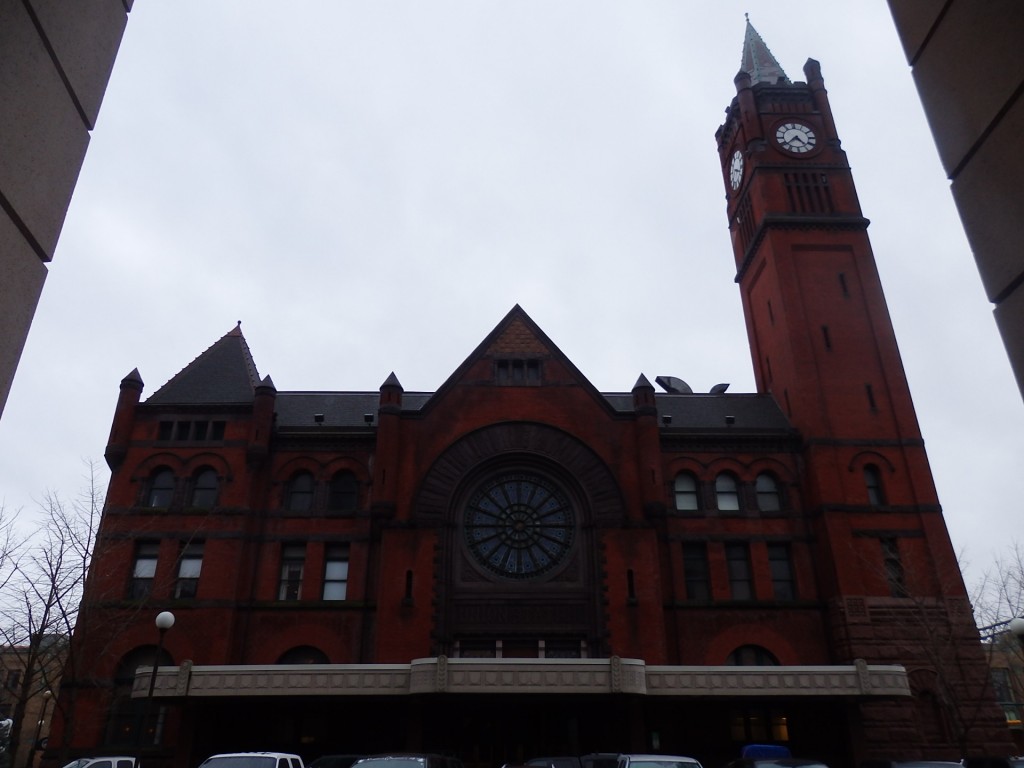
[622, 758, 701, 765]
[204, 755, 300, 760]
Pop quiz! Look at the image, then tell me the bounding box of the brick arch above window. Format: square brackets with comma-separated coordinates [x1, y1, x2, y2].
[726, 644, 779, 665]
[414, 421, 624, 526]
[130, 452, 187, 480]
[114, 644, 174, 686]
[847, 450, 896, 474]
[181, 452, 232, 479]
[705, 623, 800, 666]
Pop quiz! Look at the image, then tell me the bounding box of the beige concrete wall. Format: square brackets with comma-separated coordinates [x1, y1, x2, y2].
[888, 0, 1024, 398]
[0, 0, 131, 416]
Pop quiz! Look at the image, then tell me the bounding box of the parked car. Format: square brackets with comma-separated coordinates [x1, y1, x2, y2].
[617, 754, 703, 768]
[726, 745, 829, 768]
[198, 752, 305, 768]
[582, 755, 620, 768]
[310, 756, 365, 768]
[963, 759, 1024, 768]
[353, 754, 463, 768]
[61, 757, 137, 768]
[526, 757, 582, 768]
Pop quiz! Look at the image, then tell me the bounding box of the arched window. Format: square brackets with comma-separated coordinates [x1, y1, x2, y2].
[673, 472, 699, 512]
[327, 471, 358, 512]
[715, 472, 740, 511]
[277, 646, 329, 664]
[190, 468, 218, 508]
[106, 645, 175, 746]
[755, 473, 782, 512]
[147, 468, 175, 508]
[286, 471, 315, 511]
[726, 645, 779, 666]
[864, 464, 885, 505]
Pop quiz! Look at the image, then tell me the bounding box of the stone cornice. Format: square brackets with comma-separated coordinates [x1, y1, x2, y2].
[135, 656, 909, 699]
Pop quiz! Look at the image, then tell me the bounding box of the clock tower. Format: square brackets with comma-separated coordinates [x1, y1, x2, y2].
[716, 20, 1012, 754]
[714, 19, 939, 559]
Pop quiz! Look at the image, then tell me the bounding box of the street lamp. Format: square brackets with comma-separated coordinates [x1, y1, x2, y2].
[1009, 616, 1024, 649]
[141, 611, 174, 749]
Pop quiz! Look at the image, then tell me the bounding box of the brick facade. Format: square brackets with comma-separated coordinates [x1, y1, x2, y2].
[47, 22, 1013, 768]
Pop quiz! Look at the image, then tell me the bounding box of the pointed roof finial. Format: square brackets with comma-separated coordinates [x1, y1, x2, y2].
[740, 17, 791, 86]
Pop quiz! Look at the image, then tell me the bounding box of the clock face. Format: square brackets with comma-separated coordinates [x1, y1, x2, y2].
[729, 150, 744, 190]
[464, 472, 575, 579]
[775, 122, 817, 153]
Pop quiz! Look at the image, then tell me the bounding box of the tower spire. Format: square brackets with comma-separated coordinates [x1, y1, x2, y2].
[740, 17, 790, 86]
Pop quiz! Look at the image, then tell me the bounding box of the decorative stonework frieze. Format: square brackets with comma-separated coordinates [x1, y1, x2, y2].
[645, 662, 910, 697]
[136, 658, 908, 699]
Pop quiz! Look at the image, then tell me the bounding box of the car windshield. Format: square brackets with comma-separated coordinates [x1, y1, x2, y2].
[61, 761, 89, 768]
[202, 758, 278, 768]
[630, 761, 700, 768]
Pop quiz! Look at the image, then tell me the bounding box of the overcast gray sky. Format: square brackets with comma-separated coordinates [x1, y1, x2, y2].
[1, 2, 1020, 590]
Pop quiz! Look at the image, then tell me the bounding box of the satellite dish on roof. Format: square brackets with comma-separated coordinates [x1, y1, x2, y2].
[655, 376, 693, 394]
[709, 383, 730, 394]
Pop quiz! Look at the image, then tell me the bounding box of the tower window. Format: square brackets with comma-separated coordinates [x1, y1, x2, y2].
[864, 464, 885, 506]
[327, 471, 358, 512]
[190, 468, 218, 508]
[147, 468, 175, 508]
[715, 472, 740, 511]
[725, 542, 753, 600]
[322, 543, 350, 600]
[682, 542, 710, 600]
[865, 383, 878, 411]
[130, 541, 160, 599]
[673, 472, 700, 512]
[174, 541, 203, 599]
[278, 543, 306, 601]
[880, 537, 906, 596]
[157, 420, 226, 442]
[495, 358, 542, 385]
[755, 473, 782, 512]
[768, 543, 795, 600]
[784, 171, 834, 213]
[286, 472, 315, 512]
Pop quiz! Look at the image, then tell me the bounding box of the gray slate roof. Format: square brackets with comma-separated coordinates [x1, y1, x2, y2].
[147, 325, 261, 405]
[273, 390, 791, 432]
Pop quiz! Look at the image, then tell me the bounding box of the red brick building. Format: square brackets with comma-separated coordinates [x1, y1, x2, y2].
[49, 21, 1012, 768]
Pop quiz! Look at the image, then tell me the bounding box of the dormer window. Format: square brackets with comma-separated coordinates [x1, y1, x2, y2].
[495, 358, 541, 385]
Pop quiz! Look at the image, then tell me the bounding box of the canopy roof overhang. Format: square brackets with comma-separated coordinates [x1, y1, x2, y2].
[134, 656, 910, 700]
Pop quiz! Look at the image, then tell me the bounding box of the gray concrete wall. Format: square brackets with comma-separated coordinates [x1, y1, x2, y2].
[888, 0, 1024, 399]
[0, 0, 131, 417]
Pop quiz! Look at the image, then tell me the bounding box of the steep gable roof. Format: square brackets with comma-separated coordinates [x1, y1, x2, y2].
[419, 304, 617, 415]
[146, 323, 261, 405]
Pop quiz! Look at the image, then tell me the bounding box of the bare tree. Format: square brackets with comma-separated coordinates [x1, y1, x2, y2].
[971, 542, 1024, 631]
[0, 461, 104, 768]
